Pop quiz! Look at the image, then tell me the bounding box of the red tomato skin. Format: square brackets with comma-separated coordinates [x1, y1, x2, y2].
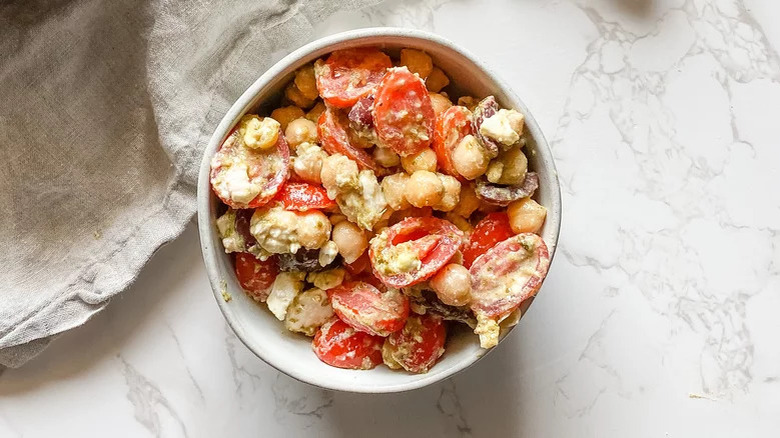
[373, 67, 435, 157]
[210, 128, 291, 209]
[329, 282, 409, 336]
[383, 313, 447, 374]
[369, 217, 463, 288]
[312, 318, 384, 370]
[344, 251, 370, 276]
[317, 108, 378, 171]
[274, 182, 335, 211]
[432, 105, 472, 177]
[462, 213, 514, 268]
[314, 48, 392, 108]
[235, 253, 279, 302]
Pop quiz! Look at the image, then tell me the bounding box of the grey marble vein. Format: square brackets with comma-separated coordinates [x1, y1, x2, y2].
[224, 323, 264, 396]
[164, 323, 205, 402]
[119, 355, 188, 438]
[436, 380, 473, 437]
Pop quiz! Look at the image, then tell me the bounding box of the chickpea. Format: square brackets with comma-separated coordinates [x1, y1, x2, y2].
[239, 115, 280, 150]
[430, 264, 471, 307]
[430, 92, 453, 118]
[328, 214, 347, 226]
[285, 118, 318, 149]
[320, 154, 359, 198]
[294, 65, 319, 100]
[306, 101, 326, 122]
[507, 197, 547, 234]
[457, 96, 478, 111]
[401, 147, 437, 173]
[381, 173, 411, 211]
[293, 142, 326, 184]
[426, 67, 450, 93]
[404, 170, 444, 208]
[400, 49, 433, 79]
[296, 210, 332, 249]
[486, 147, 528, 185]
[307, 267, 346, 291]
[452, 135, 490, 180]
[285, 82, 315, 109]
[331, 221, 368, 263]
[271, 106, 305, 131]
[435, 174, 461, 212]
[453, 183, 480, 218]
[373, 147, 400, 167]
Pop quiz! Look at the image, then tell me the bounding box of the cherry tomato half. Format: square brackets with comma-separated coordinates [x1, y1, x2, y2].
[369, 217, 463, 288]
[469, 233, 550, 348]
[462, 212, 514, 268]
[274, 182, 336, 211]
[382, 313, 446, 374]
[317, 108, 378, 171]
[210, 129, 290, 209]
[432, 105, 472, 177]
[314, 48, 392, 108]
[312, 318, 384, 370]
[235, 253, 279, 302]
[373, 67, 435, 157]
[329, 281, 409, 336]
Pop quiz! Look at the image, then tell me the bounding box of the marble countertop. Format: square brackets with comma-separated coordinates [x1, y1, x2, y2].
[2, 0, 779, 436]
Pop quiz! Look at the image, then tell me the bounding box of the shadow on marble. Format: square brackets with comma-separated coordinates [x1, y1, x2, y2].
[607, 0, 653, 17]
[0, 221, 201, 396]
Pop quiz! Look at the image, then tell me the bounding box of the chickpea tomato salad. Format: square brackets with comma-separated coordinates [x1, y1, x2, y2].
[211, 47, 550, 374]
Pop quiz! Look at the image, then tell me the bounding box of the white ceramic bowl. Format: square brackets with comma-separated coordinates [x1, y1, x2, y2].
[197, 28, 561, 393]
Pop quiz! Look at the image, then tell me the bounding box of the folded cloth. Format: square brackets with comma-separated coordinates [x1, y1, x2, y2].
[0, 0, 382, 367]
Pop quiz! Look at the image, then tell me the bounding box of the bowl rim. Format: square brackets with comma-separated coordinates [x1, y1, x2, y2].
[197, 27, 562, 393]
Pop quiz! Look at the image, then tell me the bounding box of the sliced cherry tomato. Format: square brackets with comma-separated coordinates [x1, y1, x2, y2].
[369, 217, 463, 288]
[373, 67, 435, 157]
[462, 212, 514, 268]
[317, 108, 377, 171]
[210, 128, 290, 209]
[235, 253, 278, 302]
[382, 313, 446, 374]
[312, 318, 384, 370]
[314, 48, 392, 108]
[433, 105, 472, 177]
[344, 251, 370, 276]
[274, 182, 336, 211]
[469, 233, 550, 348]
[329, 281, 409, 336]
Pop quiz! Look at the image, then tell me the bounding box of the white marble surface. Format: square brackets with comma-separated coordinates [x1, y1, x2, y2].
[2, 0, 780, 436]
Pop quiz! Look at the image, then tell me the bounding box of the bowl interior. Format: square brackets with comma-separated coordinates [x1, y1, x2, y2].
[198, 29, 561, 393]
